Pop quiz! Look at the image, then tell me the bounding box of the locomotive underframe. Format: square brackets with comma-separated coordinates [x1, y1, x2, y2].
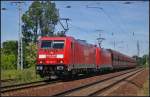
[36, 64, 98, 77]
[36, 64, 135, 78]
[36, 64, 68, 77]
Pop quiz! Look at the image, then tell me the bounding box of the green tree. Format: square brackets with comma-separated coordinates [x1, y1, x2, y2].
[133, 54, 149, 67]
[142, 54, 149, 67]
[23, 43, 37, 68]
[1, 41, 18, 70]
[2, 40, 18, 55]
[22, 1, 59, 43]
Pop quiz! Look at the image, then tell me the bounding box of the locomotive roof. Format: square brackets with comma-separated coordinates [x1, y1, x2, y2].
[39, 36, 94, 47]
[39, 36, 74, 40]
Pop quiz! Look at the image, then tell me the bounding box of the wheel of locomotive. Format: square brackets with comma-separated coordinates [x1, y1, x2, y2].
[57, 70, 73, 80]
[64, 70, 78, 80]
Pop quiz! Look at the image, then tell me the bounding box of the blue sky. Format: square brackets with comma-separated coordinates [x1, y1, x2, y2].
[1, 1, 149, 57]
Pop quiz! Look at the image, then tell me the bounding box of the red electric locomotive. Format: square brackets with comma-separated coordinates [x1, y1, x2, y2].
[36, 36, 97, 77]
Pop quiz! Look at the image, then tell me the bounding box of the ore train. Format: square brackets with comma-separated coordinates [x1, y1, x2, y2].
[36, 36, 137, 77]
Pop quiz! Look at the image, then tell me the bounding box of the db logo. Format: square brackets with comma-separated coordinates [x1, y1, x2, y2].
[47, 55, 56, 58]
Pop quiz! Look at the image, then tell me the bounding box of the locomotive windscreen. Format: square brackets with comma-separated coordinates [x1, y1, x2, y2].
[53, 40, 64, 49]
[41, 40, 64, 49]
[41, 40, 52, 49]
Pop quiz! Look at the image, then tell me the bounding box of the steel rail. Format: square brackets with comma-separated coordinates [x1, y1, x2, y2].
[1, 79, 61, 93]
[52, 68, 143, 96]
[88, 68, 143, 96]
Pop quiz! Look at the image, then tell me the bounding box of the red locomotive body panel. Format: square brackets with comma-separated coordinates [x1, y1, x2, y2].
[96, 48, 112, 69]
[37, 37, 68, 66]
[37, 36, 97, 76]
[71, 39, 96, 69]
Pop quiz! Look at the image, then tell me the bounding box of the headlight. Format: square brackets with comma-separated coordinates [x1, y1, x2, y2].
[56, 54, 64, 58]
[39, 54, 46, 58]
[56, 66, 64, 70]
[60, 60, 63, 63]
[39, 61, 43, 64]
[37, 66, 43, 70]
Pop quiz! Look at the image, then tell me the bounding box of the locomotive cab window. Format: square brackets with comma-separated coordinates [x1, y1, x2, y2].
[53, 40, 64, 49]
[41, 40, 52, 49]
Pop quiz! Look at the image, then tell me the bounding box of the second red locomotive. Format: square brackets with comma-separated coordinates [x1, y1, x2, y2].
[36, 36, 136, 77]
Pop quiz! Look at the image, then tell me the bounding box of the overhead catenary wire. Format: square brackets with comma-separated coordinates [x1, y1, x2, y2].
[86, 2, 148, 53]
[86, 5, 138, 51]
[58, 2, 141, 38]
[67, 20, 125, 50]
[57, 3, 123, 38]
[55, 2, 147, 55]
[66, 22, 101, 45]
[86, 5, 127, 35]
[108, 4, 132, 36]
[54, 1, 102, 8]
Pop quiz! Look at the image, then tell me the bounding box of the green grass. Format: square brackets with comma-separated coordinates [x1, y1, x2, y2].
[1, 67, 43, 84]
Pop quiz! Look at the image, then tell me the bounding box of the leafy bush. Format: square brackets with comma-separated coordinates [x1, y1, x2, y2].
[1, 40, 18, 70]
[23, 42, 37, 68]
[1, 40, 38, 70]
[1, 54, 17, 70]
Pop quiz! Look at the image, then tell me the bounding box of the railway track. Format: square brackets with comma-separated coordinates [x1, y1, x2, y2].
[1, 79, 61, 93]
[1, 68, 142, 96]
[53, 68, 143, 96]
[1, 79, 16, 82]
